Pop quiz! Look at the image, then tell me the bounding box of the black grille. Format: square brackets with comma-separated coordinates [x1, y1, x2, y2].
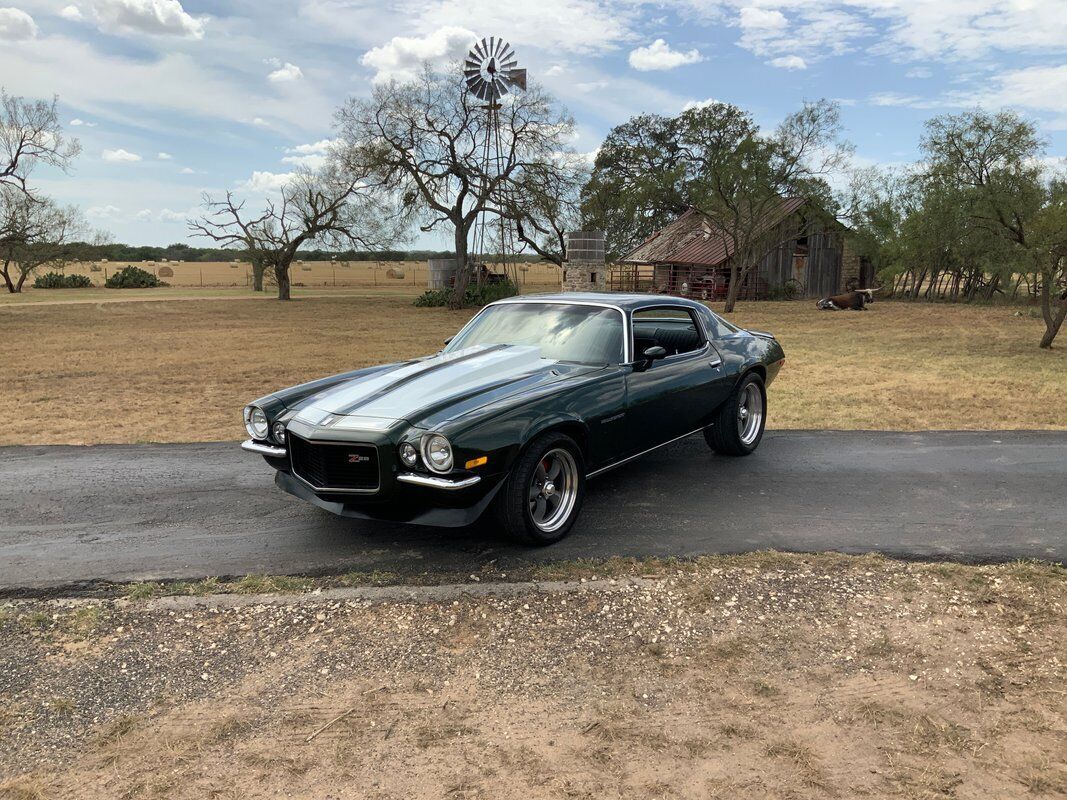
[289, 434, 379, 491]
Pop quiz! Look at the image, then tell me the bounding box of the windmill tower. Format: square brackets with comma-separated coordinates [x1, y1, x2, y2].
[463, 37, 527, 285]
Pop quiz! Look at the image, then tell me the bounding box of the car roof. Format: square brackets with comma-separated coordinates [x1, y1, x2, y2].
[494, 292, 710, 313]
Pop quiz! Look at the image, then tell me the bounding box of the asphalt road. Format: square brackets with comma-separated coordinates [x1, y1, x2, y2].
[1, 431, 1064, 590]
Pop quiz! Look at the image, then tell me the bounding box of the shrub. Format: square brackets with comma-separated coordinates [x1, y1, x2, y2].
[414, 278, 518, 308]
[33, 272, 93, 289]
[104, 266, 168, 289]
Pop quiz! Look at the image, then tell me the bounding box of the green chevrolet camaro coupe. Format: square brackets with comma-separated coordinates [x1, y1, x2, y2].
[241, 293, 785, 545]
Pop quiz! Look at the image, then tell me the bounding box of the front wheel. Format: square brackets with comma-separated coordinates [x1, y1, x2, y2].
[705, 373, 766, 456]
[494, 433, 585, 545]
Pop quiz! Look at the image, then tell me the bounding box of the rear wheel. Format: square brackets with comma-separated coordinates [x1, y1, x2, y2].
[494, 432, 585, 545]
[705, 373, 766, 456]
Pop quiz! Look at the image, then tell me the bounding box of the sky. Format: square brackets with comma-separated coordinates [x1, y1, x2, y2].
[1, 0, 1065, 247]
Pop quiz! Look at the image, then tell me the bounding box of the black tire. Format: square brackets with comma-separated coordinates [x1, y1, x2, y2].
[704, 373, 766, 456]
[494, 432, 585, 545]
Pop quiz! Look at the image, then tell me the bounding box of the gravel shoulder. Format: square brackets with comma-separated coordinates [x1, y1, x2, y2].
[2, 553, 1064, 799]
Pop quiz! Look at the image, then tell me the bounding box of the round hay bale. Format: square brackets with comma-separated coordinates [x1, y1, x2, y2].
[386, 267, 406, 279]
[301, 266, 312, 271]
[230, 263, 239, 269]
[158, 266, 174, 278]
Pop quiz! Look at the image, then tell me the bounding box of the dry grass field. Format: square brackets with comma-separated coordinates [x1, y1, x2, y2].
[0, 294, 1063, 445]
[1, 554, 1064, 799]
[8, 259, 564, 293]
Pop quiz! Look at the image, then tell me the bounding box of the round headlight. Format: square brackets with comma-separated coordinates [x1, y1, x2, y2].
[245, 406, 269, 439]
[423, 434, 453, 473]
[399, 442, 418, 468]
[272, 421, 287, 443]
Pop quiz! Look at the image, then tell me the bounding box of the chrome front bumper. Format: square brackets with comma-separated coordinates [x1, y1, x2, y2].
[241, 439, 287, 458]
[396, 473, 481, 490]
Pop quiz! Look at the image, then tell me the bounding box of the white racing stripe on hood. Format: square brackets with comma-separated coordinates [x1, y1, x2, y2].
[294, 345, 549, 427]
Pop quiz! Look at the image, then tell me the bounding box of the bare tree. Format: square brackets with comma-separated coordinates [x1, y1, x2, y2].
[189, 170, 397, 301]
[335, 66, 575, 307]
[0, 187, 86, 293]
[505, 152, 588, 267]
[1, 90, 81, 195]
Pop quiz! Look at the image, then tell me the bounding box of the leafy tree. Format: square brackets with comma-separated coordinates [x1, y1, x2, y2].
[584, 100, 851, 312]
[189, 170, 396, 301]
[922, 109, 1067, 348]
[0, 187, 86, 293]
[335, 66, 576, 308]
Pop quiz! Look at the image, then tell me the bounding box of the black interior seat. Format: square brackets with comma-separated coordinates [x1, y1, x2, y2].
[652, 326, 701, 355]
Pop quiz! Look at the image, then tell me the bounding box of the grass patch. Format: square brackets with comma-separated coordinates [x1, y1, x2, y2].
[1, 298, 1062, 446]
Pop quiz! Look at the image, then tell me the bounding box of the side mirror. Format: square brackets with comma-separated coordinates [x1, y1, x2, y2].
[643, 345, 667, 361]
[634, 345, 667, 372]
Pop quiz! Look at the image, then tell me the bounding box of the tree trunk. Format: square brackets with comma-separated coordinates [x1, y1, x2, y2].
[1038, 263, 1066, 349]
[449, 223, 470, 310]
[722, 262, 741, 314]
[1, 264, 16, 294]
[15, 269, 29, 293]
[251, 255, 266, 292]
[275, 259, 292, 301]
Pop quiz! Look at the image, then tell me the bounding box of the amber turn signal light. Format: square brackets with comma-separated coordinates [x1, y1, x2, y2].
[464, 456, 488, 469]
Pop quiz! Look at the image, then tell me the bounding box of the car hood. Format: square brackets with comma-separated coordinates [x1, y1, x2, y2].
[291, 344, 594, 432]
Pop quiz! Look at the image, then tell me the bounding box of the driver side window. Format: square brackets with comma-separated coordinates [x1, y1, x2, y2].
[632, 307, 706, 358]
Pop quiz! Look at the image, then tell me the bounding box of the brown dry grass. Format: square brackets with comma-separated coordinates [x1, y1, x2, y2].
[0, 295, 1063, 445]
[1, 258, 563, 294]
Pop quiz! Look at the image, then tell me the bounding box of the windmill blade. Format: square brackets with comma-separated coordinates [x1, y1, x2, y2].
[503, 68, 527, 91]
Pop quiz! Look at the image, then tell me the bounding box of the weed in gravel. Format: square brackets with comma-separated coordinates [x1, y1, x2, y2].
[20, 612, 51, 632]
[341, 570, 398, 587]
[46, 697, 75, 715]
[0, 777, 50, 799]
[124, 582, 163, 601]
[233, 574, 314, 594]
[64, 606, 101, 638]
[764, 738, 828, 787]
[95, 713, 142, 746]
[1018, 758, 1067, 796]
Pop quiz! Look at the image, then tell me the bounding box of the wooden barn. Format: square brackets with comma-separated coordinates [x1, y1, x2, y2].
[614, 198, 871, 300]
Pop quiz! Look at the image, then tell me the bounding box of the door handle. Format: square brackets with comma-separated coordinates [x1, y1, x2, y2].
[709, 358, 723, 369]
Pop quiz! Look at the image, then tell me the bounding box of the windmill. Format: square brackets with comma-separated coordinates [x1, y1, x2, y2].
[464, 37, 527, 286]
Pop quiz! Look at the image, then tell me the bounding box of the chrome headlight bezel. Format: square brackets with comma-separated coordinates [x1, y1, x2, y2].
[244, 405, 269, 440]
[421, 433, 453, 474]
[398, 441, 419, 468]
[271, 421, 287, 444]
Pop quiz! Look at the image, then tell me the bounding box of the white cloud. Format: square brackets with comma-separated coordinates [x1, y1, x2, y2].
[682, 98, 720, 111]
[87, 204, 123, 220]
[102, 148, 142, 162]
[87, 0, 204, 39]
[157, 151, 172, 159]
[906, 67, 932, 79]
[179, 166, 196, 174]
[545, 64, 566, 77]
[60, 5, 83, 21]
[136, 207, 188, 222]
[69, 118, 97, 127]
[768, 55, 806, 70]
[281, 138, 337, 169]
[267, 62, 303, 82]
[981, 64, 1067, 114]
[0, 7, 38, 40]
[628, 39, 703, 71]
[252, 117, 269, 127]
[868, 92, 923, 107]
[360, 26, 476, 84]
[240, 170, 294, 193]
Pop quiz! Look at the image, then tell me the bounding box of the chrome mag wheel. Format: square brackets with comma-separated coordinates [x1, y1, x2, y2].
[528, 447, 579, 533]
[737, 382, 764, 446]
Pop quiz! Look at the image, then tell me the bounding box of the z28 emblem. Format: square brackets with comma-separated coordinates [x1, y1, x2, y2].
[348, 453, 370, 463]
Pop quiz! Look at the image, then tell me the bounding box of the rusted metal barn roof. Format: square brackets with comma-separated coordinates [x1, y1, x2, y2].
[620, 197, 809, 267]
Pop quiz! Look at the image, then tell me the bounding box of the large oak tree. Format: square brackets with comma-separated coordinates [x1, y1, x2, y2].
[334, 66, 576, 307]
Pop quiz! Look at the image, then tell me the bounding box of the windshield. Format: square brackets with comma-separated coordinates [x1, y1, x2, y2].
[446, 302, 624, 365]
